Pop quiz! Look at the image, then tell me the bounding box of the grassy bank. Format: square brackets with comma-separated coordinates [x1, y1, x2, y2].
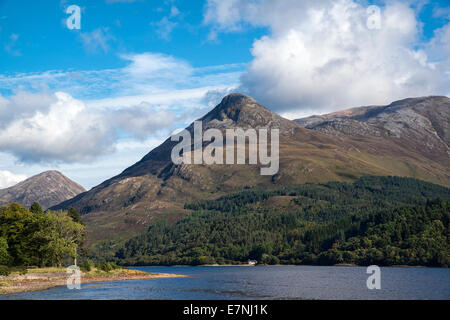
[0, 266, 185, 295]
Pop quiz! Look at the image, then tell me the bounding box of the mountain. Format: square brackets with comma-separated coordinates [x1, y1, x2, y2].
[53, 93, 450, 244]
[0, 170, 86, 209]
[294, 96, 450, 160]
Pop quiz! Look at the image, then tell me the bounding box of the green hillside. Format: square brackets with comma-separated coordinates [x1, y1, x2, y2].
[113, 176, 450, 267]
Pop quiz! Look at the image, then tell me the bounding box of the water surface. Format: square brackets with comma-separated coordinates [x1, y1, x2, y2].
[1, 266, 449, 300]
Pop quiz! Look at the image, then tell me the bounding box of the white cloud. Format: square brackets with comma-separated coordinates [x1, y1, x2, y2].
[0, 52, 243, 102]
[0, 91, 56, 128]
[0, 92, 115, 163]
[0, 170, 27, 189]
[205, 0, 450, 117]
[153, 17, 178, 40]
[80, 28, 114, 54]
[86, 86, 232, 109]
[429, 23, 450, 61]
[201, 87, 237, 108]
[433, 5, 450, 19]
[0, 91, 176, 163]
[170, 6, 180, 18]
[0, 52, 242, 171]
[109, 102, 175, 139]
[204, 0, 245, 31]
[121, 52, 192, 81]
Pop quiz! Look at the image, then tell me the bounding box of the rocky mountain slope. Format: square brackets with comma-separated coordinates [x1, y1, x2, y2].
[295, 96, 449, 159]
[0, 170, 86, 209]
[53, 93, 450, 244]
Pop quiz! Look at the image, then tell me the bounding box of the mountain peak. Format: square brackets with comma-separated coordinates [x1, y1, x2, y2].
[201, 93, 262, 123]
[201, 93, 298, 131]
[75, 93, 302, 186]
[36, 170, 64, 177]
[219, 93, 255, 107]
[51, 94, 450, 244]
[0, 171, 86, 209]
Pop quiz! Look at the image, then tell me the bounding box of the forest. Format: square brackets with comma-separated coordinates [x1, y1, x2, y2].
[114, 176, 450, 267]
[0, 202, 85, 275]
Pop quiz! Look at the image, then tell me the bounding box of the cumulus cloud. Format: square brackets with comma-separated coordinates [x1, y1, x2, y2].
[0, 52, 243, 164]
[0, 91, 56, 128]
[109, 102, 175, 139]
[0, 170, 27, 189]
[201, 87, 237, 108]
[0, 92, 115, 163]
[0, 91, 175, 163]
[205, 0, 450, 116]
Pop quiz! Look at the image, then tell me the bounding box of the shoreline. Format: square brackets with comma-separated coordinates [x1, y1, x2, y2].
[0, 267, 186, 295]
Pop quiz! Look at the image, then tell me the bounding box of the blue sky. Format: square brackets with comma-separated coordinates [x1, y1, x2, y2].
[0, 0, 264, 76]
[0, 0, 449, 189]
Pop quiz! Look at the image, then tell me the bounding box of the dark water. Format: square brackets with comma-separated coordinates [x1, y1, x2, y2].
[1, 266, 449, 300]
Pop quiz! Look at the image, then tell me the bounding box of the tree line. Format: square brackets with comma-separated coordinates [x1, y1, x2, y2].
[114, 176, 450, 267]
[0, 202, 85, 275]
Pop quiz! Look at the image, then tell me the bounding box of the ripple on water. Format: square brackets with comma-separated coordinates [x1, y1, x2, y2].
[0, 266, 449, 300]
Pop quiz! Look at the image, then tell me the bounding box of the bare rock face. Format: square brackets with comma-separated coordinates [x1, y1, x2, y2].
[294, 96, 450, 157]
[0, 171, 86, 209]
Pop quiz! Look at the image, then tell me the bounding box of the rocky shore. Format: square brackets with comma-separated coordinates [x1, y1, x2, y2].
[0, 267, 185, 295]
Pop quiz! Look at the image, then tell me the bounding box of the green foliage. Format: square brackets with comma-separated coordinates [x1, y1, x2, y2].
[30, 202, 43, 215]
[29, 211, 85, 266]
[0, 237, 11, 265]
[114, 176, 450, 267]
[79, 259, 94, 272]
[0, 265, 10, 276]
[97, 261, 119, 272]
[68, 207, 83, 224]
[0, 203, 85, 267]
[88, 240, 119, 264]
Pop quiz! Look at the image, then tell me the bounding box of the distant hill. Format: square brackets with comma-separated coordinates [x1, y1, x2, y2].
[53, 93, 450, 244]
[0, 170, 85, 209]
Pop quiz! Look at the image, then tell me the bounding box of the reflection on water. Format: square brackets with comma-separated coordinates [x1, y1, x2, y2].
[1, 266, 449, 300]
